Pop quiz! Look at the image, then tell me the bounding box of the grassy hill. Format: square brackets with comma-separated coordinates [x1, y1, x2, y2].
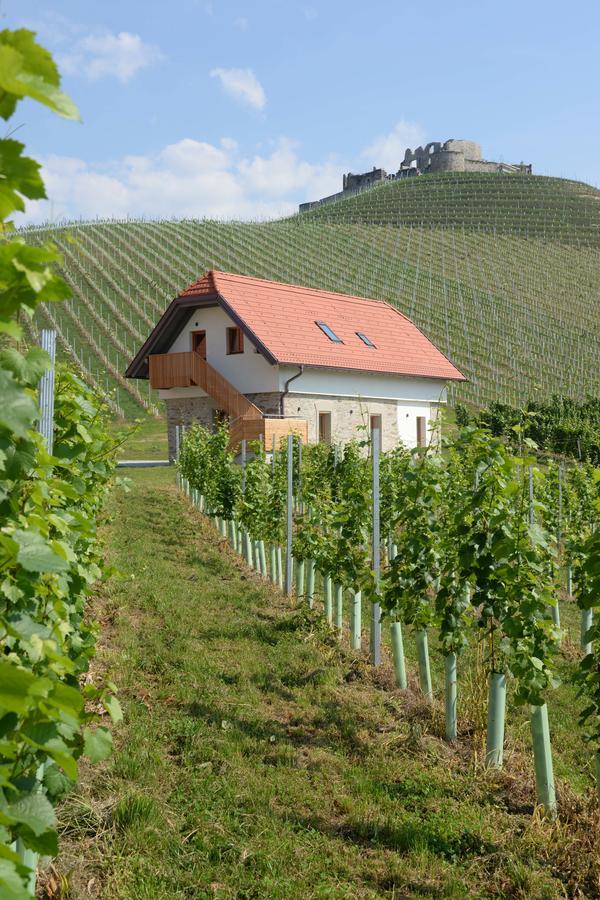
[21, 172, 600, 417]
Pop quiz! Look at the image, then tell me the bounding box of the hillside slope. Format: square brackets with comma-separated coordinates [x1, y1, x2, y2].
[22, 173, 600, 416]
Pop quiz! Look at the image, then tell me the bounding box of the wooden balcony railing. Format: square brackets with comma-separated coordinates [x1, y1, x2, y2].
[229, 416, 308, 451]
[148, 351, 262, 421]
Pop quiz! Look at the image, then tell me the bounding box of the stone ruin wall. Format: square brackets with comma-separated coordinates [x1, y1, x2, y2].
[400, 139, 531, 175]
[298, 139, 532, 212]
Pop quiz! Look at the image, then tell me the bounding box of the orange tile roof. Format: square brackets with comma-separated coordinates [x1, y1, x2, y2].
[178, 270, 465, 382]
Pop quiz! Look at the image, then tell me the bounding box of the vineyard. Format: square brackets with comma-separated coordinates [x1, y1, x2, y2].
[176, 421, 600, 817]
[20, 171, 600, 416]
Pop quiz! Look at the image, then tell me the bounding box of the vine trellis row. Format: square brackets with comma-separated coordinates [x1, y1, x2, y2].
[176, 421, 600, 818]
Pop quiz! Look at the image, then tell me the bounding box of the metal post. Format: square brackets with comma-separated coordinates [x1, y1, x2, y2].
[371, 424, 381, 666]
[241, 439, 247, 493]
[285, 435, 293, 595]
[38, 329, 56, 454]
[557, 462, 563, 546]
[297, 439, 303, 513]
[528, 466, 534, 527]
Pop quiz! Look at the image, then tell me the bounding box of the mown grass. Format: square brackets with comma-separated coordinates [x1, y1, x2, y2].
[42, 467, 600, 899]
[110, 415, 168, 461]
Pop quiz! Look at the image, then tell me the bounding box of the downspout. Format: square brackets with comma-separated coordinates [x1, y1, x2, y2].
[281, 365, 304, 416]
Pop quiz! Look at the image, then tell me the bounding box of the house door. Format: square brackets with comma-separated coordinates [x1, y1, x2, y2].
[191, 330, 206, 359]
[318, 412, 332, 444]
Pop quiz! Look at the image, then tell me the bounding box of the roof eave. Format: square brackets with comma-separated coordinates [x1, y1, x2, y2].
[278, 360, 467, 382]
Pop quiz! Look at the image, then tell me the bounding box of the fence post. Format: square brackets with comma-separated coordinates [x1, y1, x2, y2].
[297, 438, 303, 513]
[285, 435, 293, 595]
[371, 423, 382, 666]
[38, 329, 56, 454]
[241, 439, 247, 493]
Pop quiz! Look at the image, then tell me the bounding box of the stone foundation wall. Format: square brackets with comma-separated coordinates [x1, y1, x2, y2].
[283, 393, 401, 451]
[245, 392, 281, 416]
[166, 391, 437, 458]
[165, 396, 215, 460]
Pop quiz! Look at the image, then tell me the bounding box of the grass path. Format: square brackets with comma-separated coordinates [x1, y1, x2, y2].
[47, 470, 599, 899]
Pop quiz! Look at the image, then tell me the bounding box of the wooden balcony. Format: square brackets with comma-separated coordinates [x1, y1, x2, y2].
[148, 351, 262, 421]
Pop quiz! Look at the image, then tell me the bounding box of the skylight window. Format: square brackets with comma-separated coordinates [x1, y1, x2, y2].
[356, 331, 377, 348]
[315, 321, 343, 343]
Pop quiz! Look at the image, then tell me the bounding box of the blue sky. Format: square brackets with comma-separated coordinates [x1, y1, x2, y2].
[13, 0, 600, 224]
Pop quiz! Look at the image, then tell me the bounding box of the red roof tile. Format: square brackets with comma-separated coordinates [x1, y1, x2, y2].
[178, 270, 466, 381]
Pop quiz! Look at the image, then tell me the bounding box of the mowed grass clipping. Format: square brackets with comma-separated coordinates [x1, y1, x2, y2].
[47, 469, 600, 899]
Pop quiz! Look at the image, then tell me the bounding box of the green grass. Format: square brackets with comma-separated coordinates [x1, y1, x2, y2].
[111, 416, 168, 461]
[46, 470, 600, 899]
[21, 171, 600, 413]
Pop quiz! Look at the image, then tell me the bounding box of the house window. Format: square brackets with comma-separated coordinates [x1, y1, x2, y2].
[318, 412, 332, 444]
[226, 326, 244, 355]
[416, 416, 427, 448]
[357, 332, 377, 348]
[316, 321, 343, 343]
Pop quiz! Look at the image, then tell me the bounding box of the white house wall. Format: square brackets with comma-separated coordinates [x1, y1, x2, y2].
[168, 306, 279, 393]
[277, 365, 448, 403]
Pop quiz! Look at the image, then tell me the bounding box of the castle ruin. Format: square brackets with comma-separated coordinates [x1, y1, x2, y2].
[299, 139, 532, 212]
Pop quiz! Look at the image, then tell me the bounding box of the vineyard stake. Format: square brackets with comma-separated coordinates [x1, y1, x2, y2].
[285, 434, 293, 595]
[351, 590, 362, 649]
[270, 544, 277, 583]
[530, 704, 557, 818]
[415, 629, 433, 699]
[486, 672, 507, 768]
[38, 329, 56, 453]
[241, 439, 247, 493]
[595, 750, 600, 800]
[391, 621, 407, 689]
[371, 423, 382, 666]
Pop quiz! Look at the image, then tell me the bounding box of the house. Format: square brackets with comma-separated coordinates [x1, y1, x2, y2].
[125, 270, 466, 458]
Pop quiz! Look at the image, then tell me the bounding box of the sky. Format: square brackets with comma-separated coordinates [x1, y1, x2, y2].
[11, 0, 600, 225]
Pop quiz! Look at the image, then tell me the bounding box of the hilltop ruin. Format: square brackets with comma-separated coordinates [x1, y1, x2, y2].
[300, 139, 532, 212]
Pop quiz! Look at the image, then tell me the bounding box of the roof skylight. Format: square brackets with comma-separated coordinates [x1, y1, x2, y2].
[356, 331, 377, 348]
[316, 321, 343, 343]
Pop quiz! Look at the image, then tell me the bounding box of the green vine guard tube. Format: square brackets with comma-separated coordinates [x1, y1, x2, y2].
[351, 590, 362, 649]
[445, 652, 458, 740]
[530, 704, 557, 819]
[334, 584, 343, 635]
[415, 629, 433, 700]
[486, 672, 507, 768]
[391, 621, 407, 689]
[324, 576, 332, 623]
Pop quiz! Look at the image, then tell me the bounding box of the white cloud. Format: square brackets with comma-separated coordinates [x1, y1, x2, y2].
[17, 121, 428, 226]
[210, 67, 266, 111]
[59, 30, 163, 83]
[233, 16, 249, 29]
[17, 136, 342, 225]
[362, 120, 426, 172]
